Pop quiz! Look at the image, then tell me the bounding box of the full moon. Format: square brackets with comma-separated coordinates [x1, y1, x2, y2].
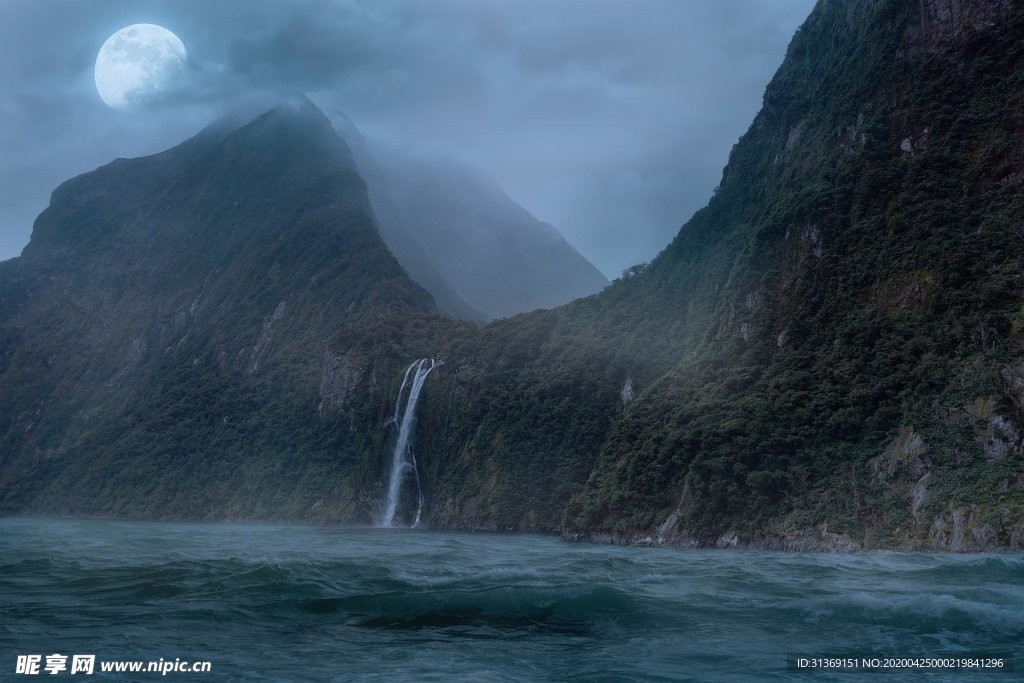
[95, 24, 187, 111]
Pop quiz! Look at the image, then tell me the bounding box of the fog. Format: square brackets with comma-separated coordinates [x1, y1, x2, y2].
[0, 0, 815, 277]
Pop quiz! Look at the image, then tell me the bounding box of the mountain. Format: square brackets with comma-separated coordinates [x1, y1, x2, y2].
[392, 0, 1024, 550]
[3, 0, 1024, 551]
[331, 111, 609, 321]
[0, 97, 471, 519]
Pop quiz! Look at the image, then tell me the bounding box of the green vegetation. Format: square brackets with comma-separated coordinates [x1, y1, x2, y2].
[424, 0, 1024, 548]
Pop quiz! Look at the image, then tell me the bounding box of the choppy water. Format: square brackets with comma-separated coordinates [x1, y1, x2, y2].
[1, 519, 1022, 681]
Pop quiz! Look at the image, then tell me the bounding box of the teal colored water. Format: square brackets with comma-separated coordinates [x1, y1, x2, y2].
[1, 518, 1021, 681]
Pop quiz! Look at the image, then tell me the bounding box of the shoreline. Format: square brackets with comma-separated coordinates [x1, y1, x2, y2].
[6, 513, 1024, 554]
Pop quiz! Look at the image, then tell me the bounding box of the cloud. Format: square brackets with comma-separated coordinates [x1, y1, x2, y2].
[0, 0, 816, 276]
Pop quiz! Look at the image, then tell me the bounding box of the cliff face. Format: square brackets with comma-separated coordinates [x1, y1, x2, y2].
[911, 0, 1013, 48]
[551, 0, 1024, 550]
[3, 0, 1024, 551]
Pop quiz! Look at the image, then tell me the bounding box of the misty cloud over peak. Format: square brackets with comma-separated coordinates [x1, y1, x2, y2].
[0, 0, 815, 276]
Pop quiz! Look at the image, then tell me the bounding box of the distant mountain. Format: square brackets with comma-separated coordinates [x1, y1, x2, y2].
[331, 111, 609, 321]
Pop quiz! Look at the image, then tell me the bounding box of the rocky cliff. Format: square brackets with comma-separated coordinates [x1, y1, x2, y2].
[551, 0, 1024, 550]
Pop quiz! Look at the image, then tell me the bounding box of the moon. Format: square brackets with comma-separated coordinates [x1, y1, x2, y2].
[95, 24, 187, 111]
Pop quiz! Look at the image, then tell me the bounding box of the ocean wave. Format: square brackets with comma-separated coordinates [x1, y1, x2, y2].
[298, 583, 649, 633]
[807, 590, 1024, 636]
[900, 554, 1024, 582]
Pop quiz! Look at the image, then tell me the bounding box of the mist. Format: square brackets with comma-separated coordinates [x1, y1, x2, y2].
[0, 0, 815, 277]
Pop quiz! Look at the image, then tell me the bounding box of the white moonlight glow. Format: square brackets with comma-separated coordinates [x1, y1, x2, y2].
[95, 24, 187, 111]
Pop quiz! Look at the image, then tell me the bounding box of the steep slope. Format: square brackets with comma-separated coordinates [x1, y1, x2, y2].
[0, 98, 472, 520]
[331, 112, 609, 321]
[568, 0, 1024, 551]
[404, 0, 1024, 550]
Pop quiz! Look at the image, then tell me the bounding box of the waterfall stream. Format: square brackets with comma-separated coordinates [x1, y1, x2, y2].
[382, 358, 437, 528]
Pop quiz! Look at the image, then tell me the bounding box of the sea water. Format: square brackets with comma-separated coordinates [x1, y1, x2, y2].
[1, 518, 1021, 681]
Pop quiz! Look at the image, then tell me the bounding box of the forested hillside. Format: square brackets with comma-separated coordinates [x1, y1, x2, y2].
[418, 0, 1024, 550]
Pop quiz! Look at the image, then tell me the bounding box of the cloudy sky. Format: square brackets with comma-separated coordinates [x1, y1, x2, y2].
[0, 0, 816, 277]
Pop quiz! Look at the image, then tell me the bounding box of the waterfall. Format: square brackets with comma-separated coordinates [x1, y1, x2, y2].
[382, 358, 437, 528]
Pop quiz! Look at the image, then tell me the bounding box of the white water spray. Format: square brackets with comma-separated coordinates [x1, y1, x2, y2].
[382, 358, 437, 528]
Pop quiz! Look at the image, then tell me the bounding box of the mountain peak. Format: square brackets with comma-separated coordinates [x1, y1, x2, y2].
[264, 93, 333, 128]
[188, 93, 336, 151]
[231, 95, 339, 147]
